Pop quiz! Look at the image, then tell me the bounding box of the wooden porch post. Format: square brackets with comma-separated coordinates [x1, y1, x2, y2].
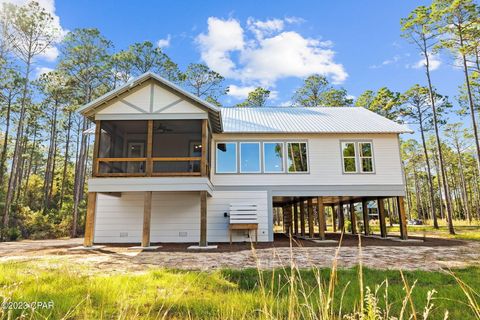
[92, 121, 101, 177]
[350, 201, 357, 234]
[362, 199, 370, 236]
[332, 205, 337, 232]
[317, 197, 326, 240]
[293, 202, 299, 235]
[146, 120, 153, 176]
[300, 200, 306, 236]
[142, 191, 152, 247]
[377, 197, 387, 238]
[201, 119, 208, 177]
[339, 202, 345, 231]
[83, 192, 97, 247]
[199, 191, 208, 246]
[397, 196, 408, 240]
[307, 198, 314, 238]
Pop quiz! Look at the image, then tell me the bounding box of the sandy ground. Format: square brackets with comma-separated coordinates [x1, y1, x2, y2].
[0, 234, 479, 273]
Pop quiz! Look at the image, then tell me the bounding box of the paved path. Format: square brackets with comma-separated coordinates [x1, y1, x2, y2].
[0, 238, 479, 273]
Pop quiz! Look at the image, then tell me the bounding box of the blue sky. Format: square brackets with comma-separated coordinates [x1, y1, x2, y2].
[26, 0, 468, 114]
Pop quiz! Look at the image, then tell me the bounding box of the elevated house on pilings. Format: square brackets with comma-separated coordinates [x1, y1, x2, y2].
[78, 72, 412, 249]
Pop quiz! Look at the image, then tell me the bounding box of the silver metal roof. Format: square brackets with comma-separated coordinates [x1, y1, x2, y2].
[220, 107, 413, 134]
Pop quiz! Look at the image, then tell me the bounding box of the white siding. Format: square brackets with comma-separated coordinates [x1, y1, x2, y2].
[95, 82, 207, 117]
[94, 192, 144, 243]
[94, 190, 269, 243]
[207, 191, 269, 242]
[211, 133, 403, 186]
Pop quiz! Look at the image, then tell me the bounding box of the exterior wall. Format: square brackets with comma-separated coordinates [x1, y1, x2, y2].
[95, 81, 207, 119]
[211, 133, 404, 188]
[93, 190, 269, 243]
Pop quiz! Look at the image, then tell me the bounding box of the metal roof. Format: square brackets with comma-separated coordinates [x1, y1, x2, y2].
[220, 107, 413, 134]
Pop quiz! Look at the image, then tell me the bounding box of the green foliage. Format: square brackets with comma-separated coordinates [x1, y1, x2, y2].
[400, 84, 451, 129]
[183, 63, 228, 100]
[111, 41, 181, 84]
[355, 87, 403, 121]
[293, 74, 352, 107]
[236, 87, 270, 107]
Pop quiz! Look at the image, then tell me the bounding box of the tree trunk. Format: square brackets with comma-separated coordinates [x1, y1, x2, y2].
[423, 37, 455, 234]
[43, 102, 58, 213]
[418, 107, 439, 228]
[2, 56, 32, 235]
[59, 110, 72, 210]
[71, 116, 88, 237]
[458, 26, 480, 177]
[0, 94, 13, 189]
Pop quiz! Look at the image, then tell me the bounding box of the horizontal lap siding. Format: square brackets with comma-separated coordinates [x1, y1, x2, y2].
[150, 192, 200, 242]
[94, 191, 269, 243]
[208, 191, 269, 242]
[211, 133, 403, 187]
[94, 192, 143, 243]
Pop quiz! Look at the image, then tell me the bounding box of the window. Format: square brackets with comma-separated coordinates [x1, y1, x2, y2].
[287, 142, 308, 172]
[263, 142, 284, 173]
[359, 142, 374, 173]
[216, 142, 237, 173]
[240, 142, 260, 173]
[342, 142, 357, 173]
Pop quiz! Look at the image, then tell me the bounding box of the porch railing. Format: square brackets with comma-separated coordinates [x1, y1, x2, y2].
[92, 119, 209, 178]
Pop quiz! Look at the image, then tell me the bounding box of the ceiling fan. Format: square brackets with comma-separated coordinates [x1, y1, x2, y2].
[154, 123, 173, 133]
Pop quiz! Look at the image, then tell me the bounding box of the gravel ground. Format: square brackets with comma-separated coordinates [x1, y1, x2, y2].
[0, 234, 478, 273]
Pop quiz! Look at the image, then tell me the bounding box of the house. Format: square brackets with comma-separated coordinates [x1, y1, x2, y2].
[78, 72, 412, 249]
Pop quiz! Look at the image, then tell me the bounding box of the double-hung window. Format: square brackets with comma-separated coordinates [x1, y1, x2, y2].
[359, 142, 374, 173]
[341, 141, 374, 173]
[342, 142, 357, 173]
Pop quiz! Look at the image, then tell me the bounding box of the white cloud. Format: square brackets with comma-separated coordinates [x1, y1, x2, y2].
[410, 52, 441, 71]
[228, 84, 257, 99]
[228, 84, 278, 101]
[1, 0, 66, 62]
[196, 17, 244, 77]
[247, 17, 284, 39]
[157, 35, 171, 48]
[279, 100, 292, 106]
[196, 17, 347, 87]
[38, 45, 59, 61]
[369, 55, 401, 69]
[35, 66, 53, 78]
[284, 16, 305, 24]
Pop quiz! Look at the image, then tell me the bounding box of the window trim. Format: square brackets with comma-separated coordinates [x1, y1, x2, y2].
[239, 142, 262, 173]
[340, 140, 376, 174]
[286, 141, 310, 174]
[263, 141, 285, 174]
[215, 141, 238, 174]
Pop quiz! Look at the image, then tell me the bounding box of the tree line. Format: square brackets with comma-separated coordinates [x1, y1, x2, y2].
[0, 0, 479, 240]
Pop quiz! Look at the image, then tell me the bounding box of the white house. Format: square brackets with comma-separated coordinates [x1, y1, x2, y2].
[79, 72, 412, 248]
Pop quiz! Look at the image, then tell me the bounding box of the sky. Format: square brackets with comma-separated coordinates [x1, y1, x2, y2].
[3, 0, 471, 117]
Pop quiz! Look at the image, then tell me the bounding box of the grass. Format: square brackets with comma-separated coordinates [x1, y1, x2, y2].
[0, 259, 479, 319]
[370, 220, 480, 241]
[274, 219, 480, 241]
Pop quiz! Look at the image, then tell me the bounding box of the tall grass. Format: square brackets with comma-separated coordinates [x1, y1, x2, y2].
[0, 234, 479, 319]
